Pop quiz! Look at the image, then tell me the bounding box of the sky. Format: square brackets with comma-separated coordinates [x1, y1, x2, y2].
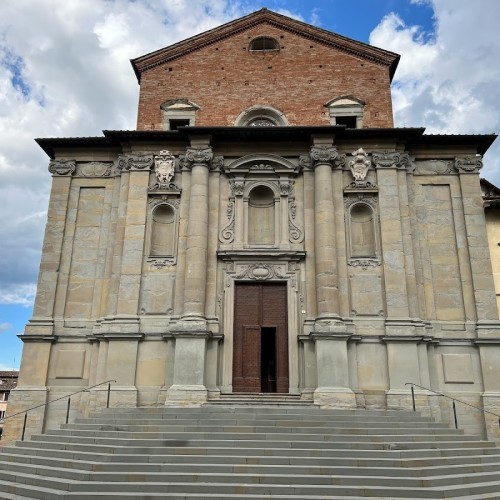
[1, 0, 499, 371]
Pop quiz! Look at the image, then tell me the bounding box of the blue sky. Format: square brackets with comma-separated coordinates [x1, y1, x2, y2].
[0, 0, 499, 371]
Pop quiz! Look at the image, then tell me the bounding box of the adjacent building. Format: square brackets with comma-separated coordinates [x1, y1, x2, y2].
[0, 371, 18, 439]
[4, 9, 500, 442]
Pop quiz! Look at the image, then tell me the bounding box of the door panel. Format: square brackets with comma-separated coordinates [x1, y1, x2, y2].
[233, 282, 288, 393]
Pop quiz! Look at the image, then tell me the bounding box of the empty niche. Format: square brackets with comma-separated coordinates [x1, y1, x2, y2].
[248, 185, 275, 245]
[350, 203, 376, 258]
[151, 204, 175, 257]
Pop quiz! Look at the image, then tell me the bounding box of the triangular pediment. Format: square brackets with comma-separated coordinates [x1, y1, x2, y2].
[131, 8, 399, 82]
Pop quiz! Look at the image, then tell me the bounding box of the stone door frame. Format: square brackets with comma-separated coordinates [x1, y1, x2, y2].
[220, 259, 302, 394]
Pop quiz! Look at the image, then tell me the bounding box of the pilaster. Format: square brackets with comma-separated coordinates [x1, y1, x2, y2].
[26, 161, 75, 336]
[373, 151, 411, 320]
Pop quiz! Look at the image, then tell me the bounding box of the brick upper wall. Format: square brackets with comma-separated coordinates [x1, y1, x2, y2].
[136, 23, 394, 130]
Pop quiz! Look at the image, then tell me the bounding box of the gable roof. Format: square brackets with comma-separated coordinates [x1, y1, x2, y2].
[131, 8, 400, 83]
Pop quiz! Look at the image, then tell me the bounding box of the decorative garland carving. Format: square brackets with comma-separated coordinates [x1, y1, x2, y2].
[233, 263, 277, 280]
[118, 153, 154, 171]
[414, 160, 454, 175]
[219, 201, 235, 243]
[147, 257, 175, 269]
[372, 151, 410, 169]
[455, 155, 483, 173]
[78, 162, 112, 177]
[48, 160, 76, 176]
[348, 259, 381, 270]
[288, 201, 304, 243]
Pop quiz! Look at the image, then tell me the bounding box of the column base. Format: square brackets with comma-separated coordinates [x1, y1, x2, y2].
[313, 387, 357, 408]
[165, 384, 208, 407]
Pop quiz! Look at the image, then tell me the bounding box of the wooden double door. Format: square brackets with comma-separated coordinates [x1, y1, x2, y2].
[233, 282, 289, 393]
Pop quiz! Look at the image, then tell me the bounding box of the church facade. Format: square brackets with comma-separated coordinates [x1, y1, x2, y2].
[5, 9, 500, 442]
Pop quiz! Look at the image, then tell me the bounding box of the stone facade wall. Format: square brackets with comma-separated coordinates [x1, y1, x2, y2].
[136, 23, 394, 130]
[5, 140, 500, 445]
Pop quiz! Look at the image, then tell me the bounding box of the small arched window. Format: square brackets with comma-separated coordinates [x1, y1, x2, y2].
[350, 203, 376, 257]
[151, 204, 175, 256]
[248, 185, 275, 245]
[249, 37, 280, 52]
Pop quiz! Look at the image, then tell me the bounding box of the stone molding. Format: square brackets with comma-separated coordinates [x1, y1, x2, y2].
[48, 160, 76, 176]
[455, 155, 483, 173]
[118, 153, 154, 171]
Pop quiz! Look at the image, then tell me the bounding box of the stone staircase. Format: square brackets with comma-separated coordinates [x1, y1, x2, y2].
[1, 400, 500, 499]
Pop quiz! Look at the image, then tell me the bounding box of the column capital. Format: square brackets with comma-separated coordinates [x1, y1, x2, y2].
[310, 145, 338, 169]
[118, 153, 154, 172]
[48, 160, 76, 176]
[373, 151, 410, 169]
[183, 146, 213, 169]
[454, 155, 483, 173]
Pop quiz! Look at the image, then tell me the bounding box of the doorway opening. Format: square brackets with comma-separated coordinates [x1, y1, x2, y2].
[233, 282, 288, 393]
[260, 327, 277, 392]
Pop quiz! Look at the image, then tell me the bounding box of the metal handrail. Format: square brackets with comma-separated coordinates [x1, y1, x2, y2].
[0, 379, 116, 440]
[405, 382, 500, 430]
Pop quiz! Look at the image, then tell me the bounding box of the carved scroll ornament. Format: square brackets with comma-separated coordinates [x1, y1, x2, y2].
[118, 153, 154, 171]
[48, 160, 76, 176]
[455, 155, 483, 173]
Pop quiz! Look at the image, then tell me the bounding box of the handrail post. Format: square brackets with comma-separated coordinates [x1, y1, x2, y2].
[107, 382, 111, 408]
[66, 397, 71, 424]
[21, 412, 27, 441]
[452, 400, 458, 429]
[410, 384, 416, 411]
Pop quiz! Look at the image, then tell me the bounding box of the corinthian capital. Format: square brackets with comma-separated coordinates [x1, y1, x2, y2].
[48, 160, 76, 176]
[118, 153, 154, 172]
[455, 155, 483, 173]
[310, 146, 338, 169]
[184, 147, 213, 168]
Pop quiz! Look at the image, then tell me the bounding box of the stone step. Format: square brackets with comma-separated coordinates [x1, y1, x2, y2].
[1, 405, 500, 499]
[77, 413, 438, 423]
[3, 454, 500, 479]
[93, 407, 424, 416]
[6, 442, 500, 464]
[31, 432, 480, 449]
[57, 424, 459, 435]
[2, 471, 500, 498]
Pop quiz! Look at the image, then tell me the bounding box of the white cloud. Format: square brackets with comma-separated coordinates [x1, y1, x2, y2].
[0, 284, 37, 307]
[370, 0, 500, 184]
[0, 322, 12, 332]
[0, 0, 253, 301]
